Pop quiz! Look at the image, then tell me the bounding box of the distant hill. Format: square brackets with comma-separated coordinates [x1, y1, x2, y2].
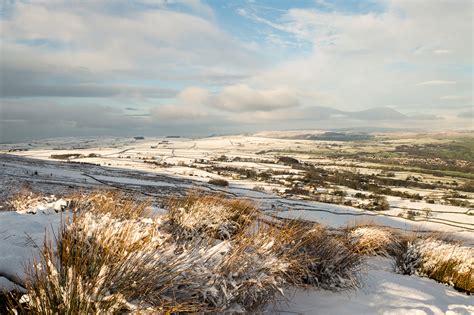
[344, 107, 408, 121]
[304, 106, 408, 121]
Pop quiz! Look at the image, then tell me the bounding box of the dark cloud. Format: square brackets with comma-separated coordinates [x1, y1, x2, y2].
[1, 82, 176, 98]
[457, 110, 473, 119]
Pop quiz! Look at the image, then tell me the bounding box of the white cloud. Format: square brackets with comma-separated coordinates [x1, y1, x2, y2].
[213, 85, 299, 112]
[1, 0, 472, 141]
[440, 95, 471, 101]
[0, 1, 261, 93]
[151, 104, 208, 121]
[238, 0, 472, 113]
[176, 87, 210, 105]
[417, 80, 456, 86]
[433, 49, 453, 55]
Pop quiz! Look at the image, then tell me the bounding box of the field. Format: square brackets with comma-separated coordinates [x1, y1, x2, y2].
[0, 131, 473, 313]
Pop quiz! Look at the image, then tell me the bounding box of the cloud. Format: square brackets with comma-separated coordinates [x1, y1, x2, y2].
[176, 87, 210, 105]
[0, 100, 147, 128]
[457, 110, 473, 119]
[0, 81, 177, 98]
[151, 104, 208, 121]
[213, 85, 299, 112]
[440, 95, 471, 101]
[433, 49, 453, 55]
[0, 1, 261, 99]
[0, 0, 472, 142]
[239, 0, 472, 113]
[417, 80, 457, 86]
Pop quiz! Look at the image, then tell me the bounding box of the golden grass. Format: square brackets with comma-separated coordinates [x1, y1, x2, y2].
[11, 210, 203, 313]
[416, 237, 473, 293]
[346, 224, 396, 256]
[165, 192, 258, 240]
[6, 186, 45, 212]
[8, 192, 292, 312]
[66, 190, 153, 220]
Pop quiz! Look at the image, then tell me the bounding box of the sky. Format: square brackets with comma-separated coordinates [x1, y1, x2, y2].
[0, 0, 472, 142]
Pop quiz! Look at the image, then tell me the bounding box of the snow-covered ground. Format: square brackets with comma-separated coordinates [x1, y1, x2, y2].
[269, 258, 473, 315]
[1, 204, 472, 314]
[1, 135, 472, 313]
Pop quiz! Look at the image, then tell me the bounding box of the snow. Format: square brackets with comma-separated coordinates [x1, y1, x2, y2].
[93, 174, 177, 188]
[268, 258, 473, 315]
[1, 207, 472, 313]
[0, 210, 64, 288]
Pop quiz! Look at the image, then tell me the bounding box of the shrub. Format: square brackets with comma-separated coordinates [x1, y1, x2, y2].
[277, 156, 299, 165]
[276, 222, 363, 290]
[372, 195, 390, 210]
[216, 155, 228, 162]
[406, 210, 419, 220]
[253, 185, 266, 192]
[285, 187, 310, 196]
[391, 236, 422, 275]
[422, 208, 432, 218]
[333, 190, 347, 197]
[50, 153, 82, 160]
[208, 178, 229, 187]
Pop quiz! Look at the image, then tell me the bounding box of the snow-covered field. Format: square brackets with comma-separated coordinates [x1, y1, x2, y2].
[1, 135, 472, 313]
[270, 257, 473, 315]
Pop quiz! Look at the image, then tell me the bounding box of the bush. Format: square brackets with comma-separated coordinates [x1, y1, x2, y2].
[285, 187, 310, 196]
[406, 210, 419, 220]
[391, 237, 422, 275]
[277, 156, 299, 165]
[372, 195, 390, 210]
[208, 178, 229, 187]
[50, 153, 82, 160]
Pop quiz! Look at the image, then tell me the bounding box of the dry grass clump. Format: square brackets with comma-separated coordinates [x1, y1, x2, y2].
[391, 234, 473, 293]
[8, 193, 290, 312]
[66, 190, 152, 220]
[286, 224, 363, 290]
[260, 219, 363, 291]
[6, 188, 49, 212]
[165, 193, 258, 240]
[10, 211, 205, 313]
[192, 228, 289, 311]
[416, 238, 473, 293]
[9, 191, 366, 313]
[344, 224, 473, 293]
[346, 225, 396, 256]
